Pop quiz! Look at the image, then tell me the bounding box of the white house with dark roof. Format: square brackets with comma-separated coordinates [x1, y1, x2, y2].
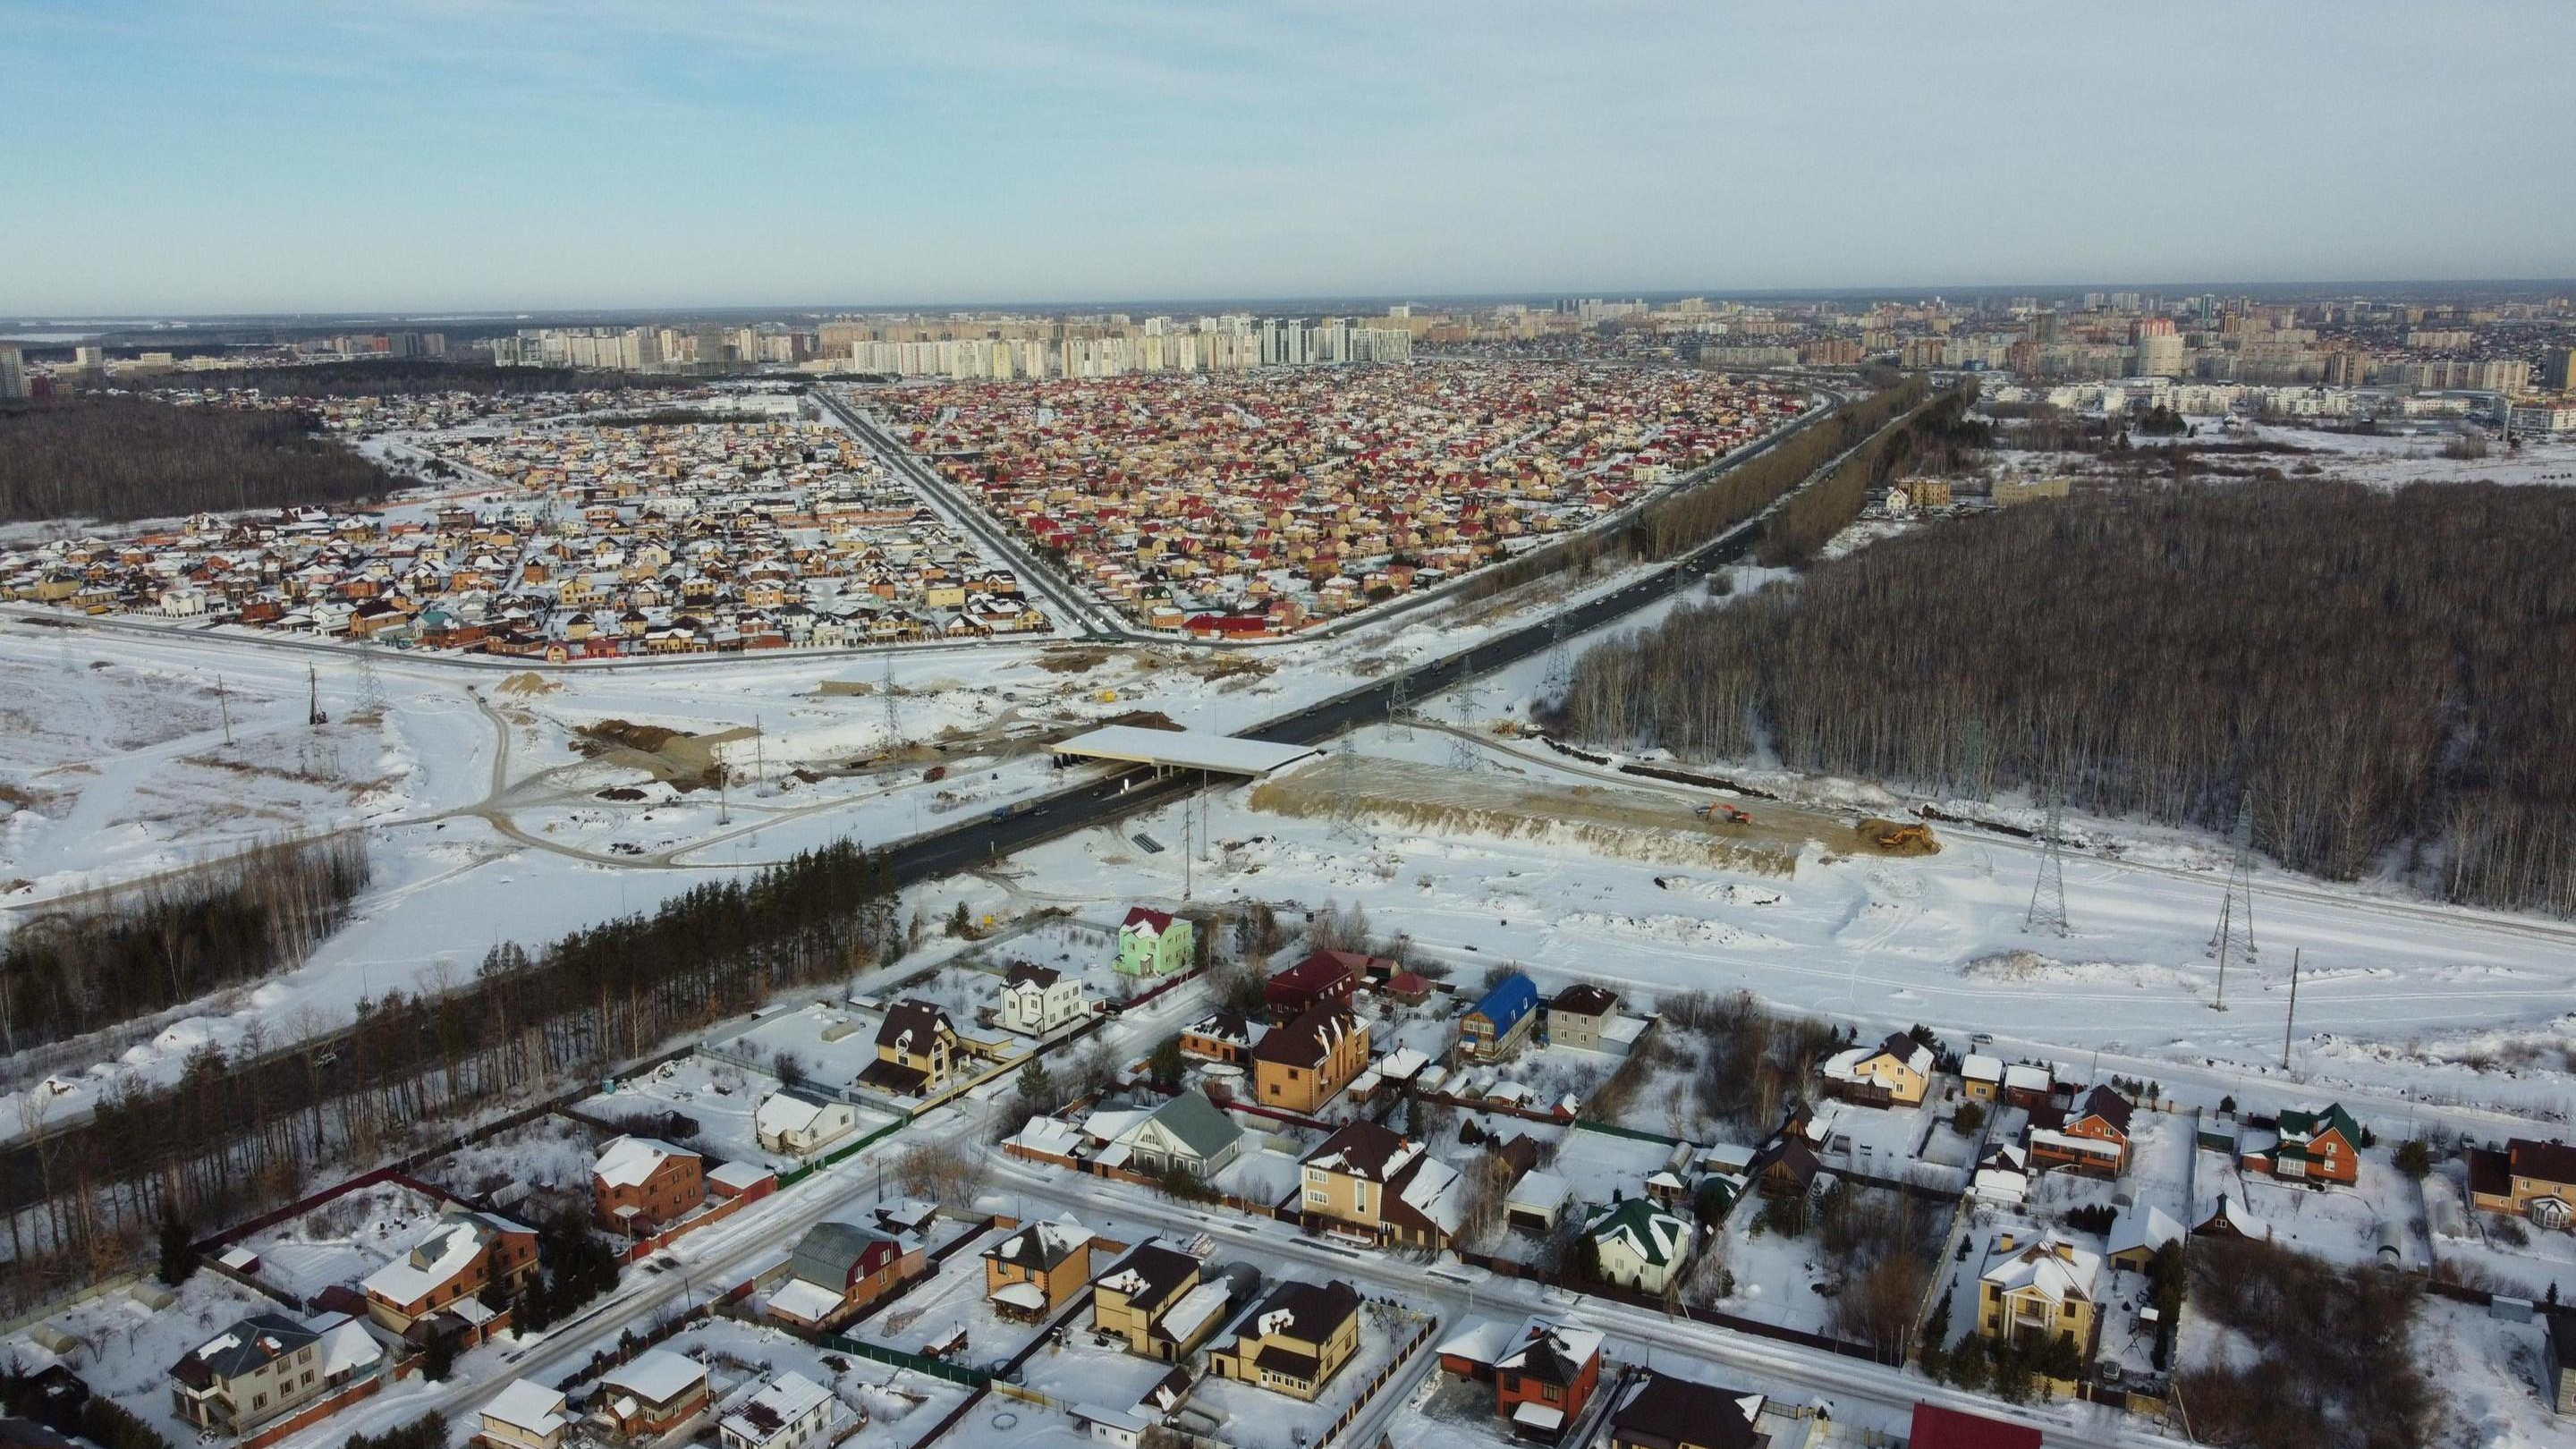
[995, 961, 1090, 1037]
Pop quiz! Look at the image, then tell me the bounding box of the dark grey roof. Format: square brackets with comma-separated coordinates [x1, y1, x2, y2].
[1613, 1371, 1758, 1449]
[168, 1313, 317, 1387]
[1143, 1089, 1241, 1162]
[789, 1219, 901, 1288]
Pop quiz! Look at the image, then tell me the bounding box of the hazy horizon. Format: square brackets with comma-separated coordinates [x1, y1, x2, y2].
[8, 2, 2572, 316]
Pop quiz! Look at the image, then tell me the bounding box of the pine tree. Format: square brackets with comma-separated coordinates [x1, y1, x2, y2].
[157, 1216, 199, 1286]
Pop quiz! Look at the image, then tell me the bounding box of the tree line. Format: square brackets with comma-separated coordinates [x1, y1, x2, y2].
[1758, 385, 1983, 566]
[0, 835, 372, 1053]
[0, 839, 902, 1313]
[1551, 479, 2576, 916]
[0, 395, 399, 522]
[1630, 377, 1932, 561]
[208, 360, 648, 398]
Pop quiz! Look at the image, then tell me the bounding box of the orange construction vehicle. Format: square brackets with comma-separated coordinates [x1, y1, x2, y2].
[1695, 801, 1755, 826]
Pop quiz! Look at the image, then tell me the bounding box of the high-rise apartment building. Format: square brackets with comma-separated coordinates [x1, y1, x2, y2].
[2545, 347, 2576, 393]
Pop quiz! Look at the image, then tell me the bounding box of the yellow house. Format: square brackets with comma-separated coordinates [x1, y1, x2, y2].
[858, 1000, 957, 1097]
[1297, 1120, 1462, 1250]
[1250, 1005, 1368, 1114]
[1091, 1241, 1234, 1362]
[1207, 1279, 1361, 1402]
[979, 1218, 1095, 1323]
[477, 1380, 569, 1449]
[1977, 1232, 2102, 1365]
[1819, 1030, 1934, 1108]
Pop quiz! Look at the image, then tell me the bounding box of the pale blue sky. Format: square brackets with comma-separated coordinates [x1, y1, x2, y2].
[6, 1, 2571, 315]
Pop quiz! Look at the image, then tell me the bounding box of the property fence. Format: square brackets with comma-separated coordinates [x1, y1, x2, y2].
[1447, 1246, 1900, 1366]
[817, 1332, 992, 1390]
[1315, 1312, 1442, 1449]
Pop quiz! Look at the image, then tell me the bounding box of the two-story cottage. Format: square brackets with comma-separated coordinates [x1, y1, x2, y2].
[1091, 1241, 1237, 1362]
[1179, 1009, 1264, 1066]
[1456, 975, 1539, 1063]
[1264, 952, 1363, 1021]
[1585, 1199, 1697, 1295]
[1207, 1279, 1362, 1402]
[360, 1211, 538, 1332]
[980, 1217, 1096, 1322]
[1299, 1120, 1464, 1250]
[1977, 1232, 2103, 1360]
[1250, 1004, 1368, 1114]
[2467, 1138, 2576, 1231]
[590, 1136, 705, 1234]
[859, 1000, 960, 1097]
[1545, 983, 1623, 1054]
[995, 962, 1089, 1038]
[1494, 1318, 1604, 1438]
[767, 1220, 923, 1331]
[1116, 1088, 1244, 1180]
[1818, 1030, 1934, 1108]
[1115, 908, 1193, 978]
[477, 1380, 570, 1449]
[168, 1313, 381, 1436]
[2239, 1102, 2362, 1185]
[2028, 1085, 2135, 1179]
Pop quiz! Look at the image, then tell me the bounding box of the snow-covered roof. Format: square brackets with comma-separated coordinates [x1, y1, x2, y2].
[1962, 1053, 2004, 1081]
[594, 1135, 695, 1190]
[1436, 1319, 1516, 1367]
[483, 1379, 567, 1436]
[600, 1348, 707, 1408]
[1982, 1236, 2102, 1305]
[707, 1159, 775, 1193]
[2004, 1063, 2052, 1092]
[722, 1372, 832, 1445]
[1587, 1199, 1692, 1267]
[1157, 1282, 1234, 1345]
[755, 1089, 842, 1137]
[767, 1277, 847, 1325]
[2107, 1204, 2187, 1261]
[1005, 1116, 1087, 1158]
[989, 1281, 1048, 1312]
[361, 1219, 486, 1306]
[1508, 1171, 1572, 1213]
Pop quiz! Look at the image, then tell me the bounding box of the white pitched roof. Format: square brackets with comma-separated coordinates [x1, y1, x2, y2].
[601, 1348, 707, 1407]
[483, 1379, 567, 1436]
[594, 1135, 694, 1189]
[2108, 1204, 2187, 1261]
[723, 1372, 833, 1445]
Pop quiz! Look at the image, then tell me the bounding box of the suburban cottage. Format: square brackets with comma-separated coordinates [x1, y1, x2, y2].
[1606, 1370, 1767, 1449]
[360, 1211, 538, 1333]
[755, 1088, 860, 1157]
[477, 1380, 569, 1449]
[1457, 974, 1540, 1063]
[1299, 1119, 1464, 1250]
[1977, 1231, 2103, 1361]
[718, 1372, 833, 1449]
[1818, 1030, 1934, 1108]
[1250, 1003, 1369, 1113]
[995, 962, 1090, 1037]
[1205, 1279, 1362, 1402]
[1545, 983, 1623, 1054]
[981, 1217, 1097, 1322]
[2027, 1084, 2134, 1178]
[1265, 951, 1364, 1019]
[168, 1312, 382, 1437]
[595, 1350, 711, 1439]
[1091, 1241, 1238, 1362]
[1116, 907, 1193, 978]
[590, 1135, 705, 1233]
[2238, 1101, 2362, 1185]
[1117, 1089, 1244, 1180]
[859, 999, 962, 1097]
[1585, 1199, 1696, 1294]
[767, 1220, 924, 1331]
[1434, 1317, 1606, 1440]
[2467, 1138, 2576, 1231]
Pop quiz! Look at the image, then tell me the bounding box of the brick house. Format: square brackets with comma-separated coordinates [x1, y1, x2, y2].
[1251, 1004, 1368, 1114]
[980, 1217, 1096, 1322]
[2239, 1102, 2362, 1185]
[1264, 952, 1362, 1021]
[1091, 1241, 1237, 1362]
[595, 1350, 711, 1439]
[767, 1220, 923, 1331]
[360, 1211, 538, 1333]
[590, 1136, 705, 1234]
[1206, 1279, 1361, 1402]
[2028, 1085, 2134, 1178]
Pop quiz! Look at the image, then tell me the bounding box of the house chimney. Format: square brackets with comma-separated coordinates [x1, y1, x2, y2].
[1998, 1231, 2017, 1252]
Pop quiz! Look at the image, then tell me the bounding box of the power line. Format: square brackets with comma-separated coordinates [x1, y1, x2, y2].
[1385, 671, 1412, 741]
[881, 650, 902, 750]
[1328, 733, 1368, 844]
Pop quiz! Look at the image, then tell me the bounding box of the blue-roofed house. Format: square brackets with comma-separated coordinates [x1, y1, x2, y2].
[1457, 974, 1539, 1063]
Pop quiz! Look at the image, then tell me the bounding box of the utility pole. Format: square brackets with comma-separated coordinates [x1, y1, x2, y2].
[2026, 792, 2070, 936]
[215, 674, 233, 747]
[1329, 733, 1368, 844]
[1448, 674, 1487, 775]
[754, 713, 765, 788]
[1539, 606, 1572, 702]
[2282, 946, 2301, 1072]
[1182, 780, 1196, 902]
[1386, 672, 1412, 741]
[881, 650, 901, 750]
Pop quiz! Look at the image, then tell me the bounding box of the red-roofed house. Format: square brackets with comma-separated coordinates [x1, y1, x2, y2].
[1909, 1400, 2042, 1449]
[1266, 952, 1363, 1021]
[1117, 907, 1193, 979]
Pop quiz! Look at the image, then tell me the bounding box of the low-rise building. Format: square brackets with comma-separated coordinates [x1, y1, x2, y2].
[1265, 952, 1362, 1020]
[1977, 1232, 2103, 1359]
[2468, 1138, 2576, 1230]
[980, 1216, 1096, 1322]
[169, 1314, 335, 1436]
[1179, 1009, 1262, 1065]
[995, 962, 1090, 1037]
[477, 1380, 569, 1449]
[2238, 1101, 2362, 1185]
[1299, 1119, 1463, 1250]
[1091, 1241, 1236, 1362]
[755, 1088, 859, 1157]
[596, 1350, 711, 1439]
[1818, 1030, 1933, 1108]
[2028, 1085, 2133, 1178]
[767, 1220, 923, 1331]
[1116, 908, 1192, 978]
[1585, 1199, 1696, 1295]
[1607, 1370, 1766, 1449]
[718, 1372, 833, 1449]
[1250, 1003, 1368, 1114]
[360, 1211, 538, 1333]
[1116, 1088, 1243, 1180]
[1544, 983, 1622, 1053]
[1457, 974, 1539, 1063]
[859, 999, 961, 1097]
[591, 1135, 704, 1234]
[1206, 1279, 1361, 1402]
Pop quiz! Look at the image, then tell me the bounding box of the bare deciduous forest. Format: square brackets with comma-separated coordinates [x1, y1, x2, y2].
[0, 839, 899, 1309]
[0, 835, 372, 1052]
[0, 396, 397, 522]
[1553, 480, 2576, 915]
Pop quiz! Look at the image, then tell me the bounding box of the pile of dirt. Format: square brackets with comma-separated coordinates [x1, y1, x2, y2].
[1031, 647, 1114, 674]
[1853, 818, 1940, 856]
[1098, 709, 1183, 732]
[495, 671, 562, 696]
[573, 719, 686, 756]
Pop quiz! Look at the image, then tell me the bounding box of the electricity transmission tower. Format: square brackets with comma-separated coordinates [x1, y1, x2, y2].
[1328, 733, 1368, 844]
[353, 647, 388, 718]
[880, 650, 902, 749]
[1539, 607, 1573, 701]
[1447, 675, 1487, 774]
[2025, 792, 2071, 937]
[2209, 795, 2259, 1011]
[1385, 672, 1413, 741]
